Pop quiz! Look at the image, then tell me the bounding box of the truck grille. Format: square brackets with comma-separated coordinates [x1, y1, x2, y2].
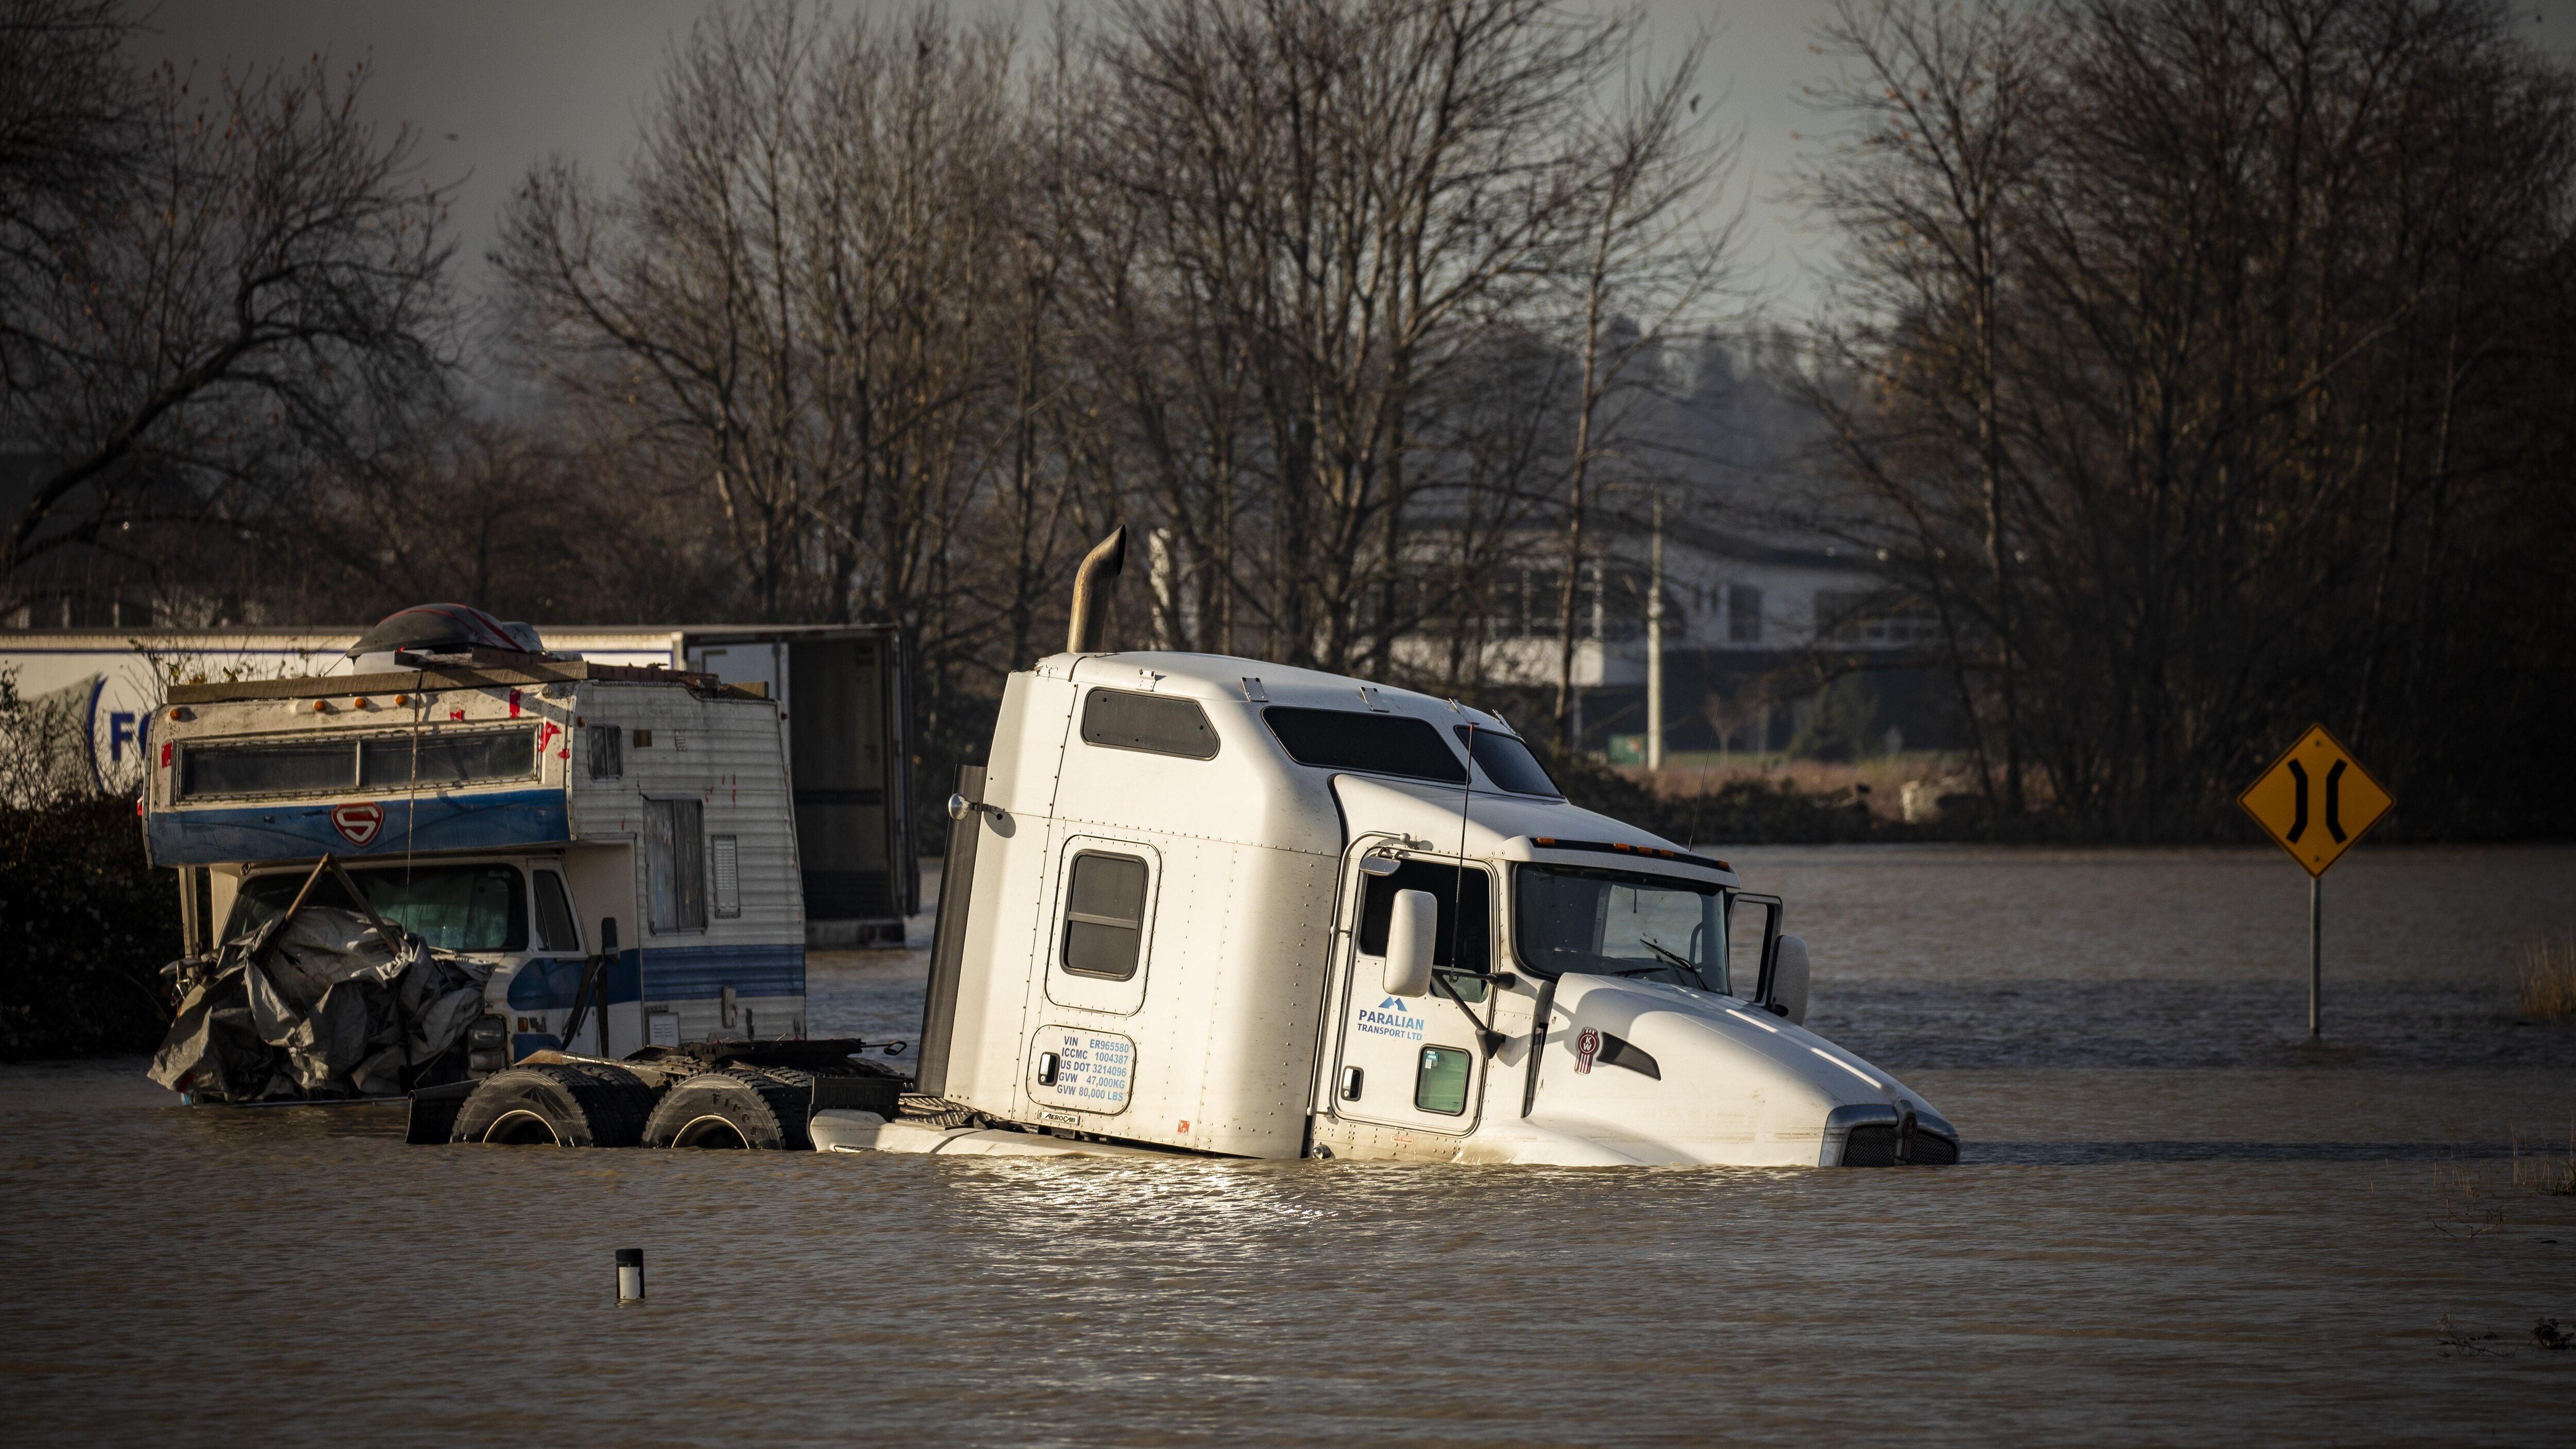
[1843, 1124, 1900, 1166]
[1840, 1124, 1960, 1166]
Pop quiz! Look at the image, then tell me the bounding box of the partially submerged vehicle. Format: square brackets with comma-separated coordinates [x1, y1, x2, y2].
[144, 606, 815, 1100]
[889, 532, 1957, 1167]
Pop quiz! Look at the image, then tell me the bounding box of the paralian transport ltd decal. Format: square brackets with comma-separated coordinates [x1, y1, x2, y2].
[1358, 997, 1427, 1043]
[331, 802, 383, 846]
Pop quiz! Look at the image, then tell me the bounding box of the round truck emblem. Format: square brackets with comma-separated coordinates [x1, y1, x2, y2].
[330, 802, 383, 846]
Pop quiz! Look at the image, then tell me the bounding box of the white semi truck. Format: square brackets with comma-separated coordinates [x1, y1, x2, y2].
[867, 532, 1960, 1167]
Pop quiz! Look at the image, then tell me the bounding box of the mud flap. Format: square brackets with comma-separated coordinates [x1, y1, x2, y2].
[405, 1078, 482, 1144]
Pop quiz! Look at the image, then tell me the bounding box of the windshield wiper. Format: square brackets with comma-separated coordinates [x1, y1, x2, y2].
[1602, 936, 1705, 988]
[1636, 936, 1696, 973]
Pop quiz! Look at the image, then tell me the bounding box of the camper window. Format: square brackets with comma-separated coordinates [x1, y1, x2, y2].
[1061, 851, 1149, 980]
[180, 739, 356, 797]
[1261, 707, 1466, 784]
[534, 870, 581, 952]
[358, 728, 536, 788]
[181, 728, 537, 799]
[647, 798, 708, 933]
[586, 724, 622, 779]
[1081, 688, 1219, 759]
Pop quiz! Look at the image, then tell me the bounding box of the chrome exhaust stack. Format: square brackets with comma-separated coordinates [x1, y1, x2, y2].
[1066, 524, 1127, 654]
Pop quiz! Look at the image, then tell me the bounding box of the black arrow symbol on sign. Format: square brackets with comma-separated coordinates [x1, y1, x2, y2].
[2286, 760, 2309, 842]
[2325, 760, 2347, 843]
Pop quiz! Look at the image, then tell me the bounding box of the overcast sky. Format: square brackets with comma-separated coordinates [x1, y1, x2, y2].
[128, 0, 2576, 360]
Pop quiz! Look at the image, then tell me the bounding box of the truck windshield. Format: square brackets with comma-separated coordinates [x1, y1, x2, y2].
[227, 864, 530, 953]
[1512, 864, 1726, 993]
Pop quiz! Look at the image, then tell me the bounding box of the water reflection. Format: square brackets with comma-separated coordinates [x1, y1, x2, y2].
[2, 845, 2570, 1444]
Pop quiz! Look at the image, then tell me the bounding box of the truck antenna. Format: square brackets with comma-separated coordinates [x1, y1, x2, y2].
[1451, 722, 1473, 973]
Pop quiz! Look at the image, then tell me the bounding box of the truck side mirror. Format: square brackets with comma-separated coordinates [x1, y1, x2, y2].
[1383, 889, 1437, 998]
[599, 917, 618, 958]
[1769, 934, 1810, 1026]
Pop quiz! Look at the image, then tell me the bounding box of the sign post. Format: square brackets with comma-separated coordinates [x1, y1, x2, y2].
[2236, 725, 2393, 1043]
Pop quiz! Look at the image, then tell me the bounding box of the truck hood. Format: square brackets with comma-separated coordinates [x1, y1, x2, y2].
[1504, 971, 1956, 1167]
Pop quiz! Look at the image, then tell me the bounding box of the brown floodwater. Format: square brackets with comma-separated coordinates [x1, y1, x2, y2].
[4, 845, 2572, 1445]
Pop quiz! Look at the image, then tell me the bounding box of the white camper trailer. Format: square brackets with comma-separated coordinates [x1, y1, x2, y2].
[142, 641, 808, 1083]
[4, 621, 914, 946]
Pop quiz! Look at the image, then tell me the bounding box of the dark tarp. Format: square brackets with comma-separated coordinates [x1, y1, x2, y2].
[150, 908, 489, 1100]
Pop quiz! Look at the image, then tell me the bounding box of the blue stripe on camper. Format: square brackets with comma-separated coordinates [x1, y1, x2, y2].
[144, 788, 570, 865]
[639, 942, 807, 1001]
[504, 953, 645, 1010]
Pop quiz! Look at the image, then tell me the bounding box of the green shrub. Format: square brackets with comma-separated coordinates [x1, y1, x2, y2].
[0, 794, 180, 1059]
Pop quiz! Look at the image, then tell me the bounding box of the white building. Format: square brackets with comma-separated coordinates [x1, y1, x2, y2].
[1396, 518, 1955, 759]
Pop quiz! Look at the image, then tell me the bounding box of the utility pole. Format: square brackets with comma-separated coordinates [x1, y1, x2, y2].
[1646, 492, 1664, 771]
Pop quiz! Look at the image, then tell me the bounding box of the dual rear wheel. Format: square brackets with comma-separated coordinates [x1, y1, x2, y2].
[450, 1063, 818, 1150]
[449, 1063, 658, 1147]
[641, 1067, 815, 1151]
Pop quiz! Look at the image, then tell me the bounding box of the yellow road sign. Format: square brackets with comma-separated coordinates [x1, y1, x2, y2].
[2238, 724, 2393, 877]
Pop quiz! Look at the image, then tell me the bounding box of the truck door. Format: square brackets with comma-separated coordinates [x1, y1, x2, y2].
[1327, 847, 1495, 1137]
[532, 859, 640, 1056]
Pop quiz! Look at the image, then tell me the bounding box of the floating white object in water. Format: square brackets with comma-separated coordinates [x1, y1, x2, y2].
[616, 1248, 645, 1303]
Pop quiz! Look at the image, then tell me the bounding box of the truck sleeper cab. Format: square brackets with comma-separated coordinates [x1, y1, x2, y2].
[911, 649, 1958, 1168]
[145, 657, 808, 1089]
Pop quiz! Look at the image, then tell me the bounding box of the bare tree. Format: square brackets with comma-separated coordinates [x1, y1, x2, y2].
[497, 4, 1025, 639]
[1078, 0, 1664, 674]
[1, 40, 456, 618]
[0, 0, 144, 398]
[1793, 0, 2052, 806]
[1796, 0, 2576, 834]
[1546, 30, 1740, 747]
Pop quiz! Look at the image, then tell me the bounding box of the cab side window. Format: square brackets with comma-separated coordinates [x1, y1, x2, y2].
[1358, 860, 1491, 999]
[1061, 851, 1149, 980]
[534, 870, 581, 953]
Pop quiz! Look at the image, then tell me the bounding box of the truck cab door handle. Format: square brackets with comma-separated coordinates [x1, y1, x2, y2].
[1340, 1066, 1363, 1100]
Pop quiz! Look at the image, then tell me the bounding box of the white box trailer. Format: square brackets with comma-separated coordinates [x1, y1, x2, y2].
[0, 622, 914, 946]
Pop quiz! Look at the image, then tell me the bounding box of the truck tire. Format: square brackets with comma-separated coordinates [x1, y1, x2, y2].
[451, 1064, 659, 1148]
[643, 1067, 813, 1150]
